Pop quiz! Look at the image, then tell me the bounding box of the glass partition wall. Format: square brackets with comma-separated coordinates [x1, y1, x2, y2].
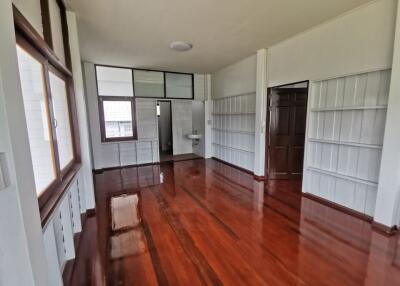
[95, 65, 194, 100]
[95, 65, 194, 143]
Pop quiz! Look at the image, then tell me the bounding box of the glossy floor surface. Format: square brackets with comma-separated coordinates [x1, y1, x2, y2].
[69, 159, 400, 286]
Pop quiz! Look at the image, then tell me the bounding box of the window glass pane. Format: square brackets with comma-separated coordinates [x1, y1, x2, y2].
[49, 0, 65, 65]
[96, 66, 133, 97]
[103, 101, 133, 138]
[134, 70, 164, 98]
[165, 73, 192, 99]
[16, 46, 56, 195]
[49, 72, 74, 169]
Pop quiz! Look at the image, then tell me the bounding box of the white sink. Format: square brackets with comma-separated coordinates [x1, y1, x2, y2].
[187, 134, 202, 140]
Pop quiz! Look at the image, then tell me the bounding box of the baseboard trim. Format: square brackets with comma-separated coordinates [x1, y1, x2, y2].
[86, 208, 96, 217]
[211, 157, 254, 176]
[372, 221, 398, 235]
[303, 193, 373, 223]
[254, 175, 266, 181]
[93, 162, 161, 174]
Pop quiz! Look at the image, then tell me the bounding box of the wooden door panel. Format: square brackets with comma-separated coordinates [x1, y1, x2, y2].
[270, 107, 290, 136]
[271, 147, 288, 172]
[291, 146, 305, 175]
[267, 86, 308, 180]
[294, 106, 307, 135]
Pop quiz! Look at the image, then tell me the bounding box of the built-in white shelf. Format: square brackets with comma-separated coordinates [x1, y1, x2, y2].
[308, 138, 383, 149]
[212, 143, 254, 154]
[303, 69, 391, 216]
[307, 167, 378, 187]
[211, 93, 256, 172]
[212, 128, 255, 135]
[310, 105, 387, 112]
[212, 112, 256, 115]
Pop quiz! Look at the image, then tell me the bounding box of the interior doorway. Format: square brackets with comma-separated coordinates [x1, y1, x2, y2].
[265, 81, 309, 180]
[157, 100, 173, 162]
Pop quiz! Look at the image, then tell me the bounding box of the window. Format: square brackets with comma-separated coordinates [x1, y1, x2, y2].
[96, 66, 133, 97]
[133, 70, 164, 98]
[95, 66, 137, 142]
[165, 72, 193, 99]
[48, 0, 65, 65]
[16, 46, 57, 195]
[16, 40, 77, 199]
[49, 70, 74, 169]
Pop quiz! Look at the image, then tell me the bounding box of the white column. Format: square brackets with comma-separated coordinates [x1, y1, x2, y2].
[204, 74, 213, 158]
[253, 49, 268, 177]
[0, 1, 50, 285]
[373, 1, 400, 227]
[66, 11, 96, 210]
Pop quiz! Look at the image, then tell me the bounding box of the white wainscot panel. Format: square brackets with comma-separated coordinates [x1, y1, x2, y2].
[303, 69, 390, 216]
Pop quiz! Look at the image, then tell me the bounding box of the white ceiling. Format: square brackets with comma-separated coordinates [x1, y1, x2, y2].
[67, 0, 373, 73]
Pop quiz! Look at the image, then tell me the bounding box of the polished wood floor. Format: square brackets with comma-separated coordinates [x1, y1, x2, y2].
[68, 159, 400, 286]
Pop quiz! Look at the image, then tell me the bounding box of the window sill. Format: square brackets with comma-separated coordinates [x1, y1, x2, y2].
[40, 162, 82, 228]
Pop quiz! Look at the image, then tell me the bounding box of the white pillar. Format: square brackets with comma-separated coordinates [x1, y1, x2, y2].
[67, 11, 96, 210]
[253, 49, 268, 177]
[0, 1, 50, 285]
[204, 74, 213, 158]
[373, 1, 400, 228]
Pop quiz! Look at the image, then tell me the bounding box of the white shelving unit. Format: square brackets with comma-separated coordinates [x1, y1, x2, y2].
[303, 69, 391, 216]
[211, 93, 256, 171]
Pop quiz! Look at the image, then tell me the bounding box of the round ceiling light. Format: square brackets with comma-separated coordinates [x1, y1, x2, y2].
[170, 41, 193, 52]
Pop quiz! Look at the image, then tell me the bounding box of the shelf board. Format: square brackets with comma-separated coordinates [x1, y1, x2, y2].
[212, 112, 256, 115]
[212, 128, 255, 135]
[307, 167, 378, 187]
[308, 138, 382, 149]
[212, 143, 254, 154]
[310, 105, 387, 112]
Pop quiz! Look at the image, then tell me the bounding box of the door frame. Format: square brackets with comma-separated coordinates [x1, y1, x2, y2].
[157, 100, 173, 156]
[264, 80, 310, 180]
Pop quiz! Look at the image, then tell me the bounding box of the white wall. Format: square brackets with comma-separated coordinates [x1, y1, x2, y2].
[192, 101, 205, 157]
[194, 74, 206, 101]
[374, 0, 400, 227]
[12, 0, 43, 37]
[212, 54, 257, 99]
[268, 0, 396, 87]
[67, 12, 96, 210]
[303, 69, 391, 217]
[172, 100, 193, 155]
[211, 54, 257, 171]
[0, 1, 49, 285]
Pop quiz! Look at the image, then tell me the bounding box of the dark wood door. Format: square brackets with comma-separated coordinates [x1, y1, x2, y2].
[266, 87, 308, 180]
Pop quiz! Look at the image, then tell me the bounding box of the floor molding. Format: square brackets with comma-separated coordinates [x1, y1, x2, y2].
[372, 221, 398, 235]
[93, 162, 160, 174]
[211, 157, 266, 181]
[303, 193, 373, 223]
[86, 208, 96, 217]
[211, 157, 254, 175]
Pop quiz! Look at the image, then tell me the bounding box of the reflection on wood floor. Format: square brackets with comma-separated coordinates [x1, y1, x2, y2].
[67, 159, 400, 286]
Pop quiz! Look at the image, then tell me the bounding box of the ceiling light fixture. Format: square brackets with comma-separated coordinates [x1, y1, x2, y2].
[170, 41, 193, 52]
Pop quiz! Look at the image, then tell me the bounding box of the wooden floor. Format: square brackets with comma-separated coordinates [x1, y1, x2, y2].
[159, 152, 201, 162]
[68, 159, 400, 286]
